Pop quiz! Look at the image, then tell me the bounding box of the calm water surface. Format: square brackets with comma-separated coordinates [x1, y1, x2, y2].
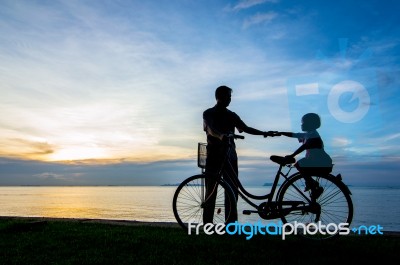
[0, 186, 399, 231]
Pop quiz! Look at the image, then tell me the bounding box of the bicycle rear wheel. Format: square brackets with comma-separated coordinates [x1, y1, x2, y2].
[278, 173, 353, 240]
[172, 174, 235, 231]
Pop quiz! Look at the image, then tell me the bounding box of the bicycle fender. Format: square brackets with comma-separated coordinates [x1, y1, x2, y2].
[334, 174, 353, 195]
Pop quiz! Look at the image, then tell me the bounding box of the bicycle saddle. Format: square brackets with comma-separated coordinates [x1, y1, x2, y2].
[270, 155, 296, 165]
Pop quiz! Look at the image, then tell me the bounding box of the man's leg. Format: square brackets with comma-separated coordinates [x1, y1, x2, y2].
[203, 146, 223, 224]
[203, 173, 218, 224]
[224, 158, 239, 224]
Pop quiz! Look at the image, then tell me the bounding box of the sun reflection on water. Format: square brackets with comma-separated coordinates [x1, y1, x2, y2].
[0, 186, 177, 222]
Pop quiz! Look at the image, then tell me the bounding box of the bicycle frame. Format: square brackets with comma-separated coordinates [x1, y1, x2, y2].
[209, 142, 303, 215]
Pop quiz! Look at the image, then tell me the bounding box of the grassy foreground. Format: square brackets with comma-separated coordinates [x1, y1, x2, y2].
[0, 218, 399, 265]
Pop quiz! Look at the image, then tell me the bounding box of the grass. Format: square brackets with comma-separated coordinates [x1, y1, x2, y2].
[0, 218, 399, 265]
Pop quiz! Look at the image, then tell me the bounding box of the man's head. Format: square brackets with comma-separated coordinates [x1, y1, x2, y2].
[215, 85, 232, 107]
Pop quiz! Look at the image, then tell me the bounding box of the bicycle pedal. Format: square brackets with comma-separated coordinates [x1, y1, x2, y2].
[243, 210, 257, 215]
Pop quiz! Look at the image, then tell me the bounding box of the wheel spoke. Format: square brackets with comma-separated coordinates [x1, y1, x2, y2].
[173, 175, 235, 230]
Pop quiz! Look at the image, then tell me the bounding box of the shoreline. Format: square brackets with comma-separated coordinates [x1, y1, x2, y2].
[1, 216, 399, 237]
[0, 216, 180, 228]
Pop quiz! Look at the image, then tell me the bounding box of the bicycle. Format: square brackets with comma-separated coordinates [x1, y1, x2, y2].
[172, 134, 353, 240]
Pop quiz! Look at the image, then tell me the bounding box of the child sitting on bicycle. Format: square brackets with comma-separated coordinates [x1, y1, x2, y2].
[278, 113, 333, 200]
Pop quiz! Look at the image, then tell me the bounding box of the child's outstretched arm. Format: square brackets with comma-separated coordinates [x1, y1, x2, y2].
[278, 132, 306, 158]
[278, 132, 294, 137]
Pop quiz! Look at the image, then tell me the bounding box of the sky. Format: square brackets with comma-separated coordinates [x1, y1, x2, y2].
[0, 0, 399, 186]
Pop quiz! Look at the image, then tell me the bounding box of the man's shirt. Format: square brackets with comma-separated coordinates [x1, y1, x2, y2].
[203, 105, 246, 146]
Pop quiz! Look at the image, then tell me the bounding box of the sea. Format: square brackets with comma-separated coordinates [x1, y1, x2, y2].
[0, 186, 399, 231]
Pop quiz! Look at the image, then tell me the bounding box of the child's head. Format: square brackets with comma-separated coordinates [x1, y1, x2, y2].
[301, 113, 321, 132]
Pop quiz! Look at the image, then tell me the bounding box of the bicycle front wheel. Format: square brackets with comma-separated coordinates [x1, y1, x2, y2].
[172, 174, 235, 231]
[278, 173, 353, 240]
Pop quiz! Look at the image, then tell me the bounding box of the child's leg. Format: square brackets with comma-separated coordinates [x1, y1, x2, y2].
[295, 164, 318, 191]
[296, 163, 324, 199]
[303, 175, 319, 191]
[302, 171, 324, 200]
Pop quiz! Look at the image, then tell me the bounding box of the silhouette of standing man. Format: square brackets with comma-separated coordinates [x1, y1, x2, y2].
[203, 85, 274, 224]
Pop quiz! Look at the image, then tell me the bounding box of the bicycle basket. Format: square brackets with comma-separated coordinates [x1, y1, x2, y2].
[197, 143, 207, 169]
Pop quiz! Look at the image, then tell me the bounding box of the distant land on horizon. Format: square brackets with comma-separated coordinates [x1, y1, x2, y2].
[0, 184, 399, 188]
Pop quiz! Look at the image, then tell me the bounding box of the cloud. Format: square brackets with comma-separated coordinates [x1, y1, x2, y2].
[0, 157, 197, 186]
[243, 12, 278, 28]
[228, 0, 279, 11]
[1, 155, 399, 186]
[381, 133, 400, 142]
[0, 138, 55, 159]
[331, 137, 352, 147]
[33, 172, 66, 181]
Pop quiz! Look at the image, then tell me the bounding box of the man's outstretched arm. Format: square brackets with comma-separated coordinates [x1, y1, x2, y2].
[240, 125, 276, 137]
